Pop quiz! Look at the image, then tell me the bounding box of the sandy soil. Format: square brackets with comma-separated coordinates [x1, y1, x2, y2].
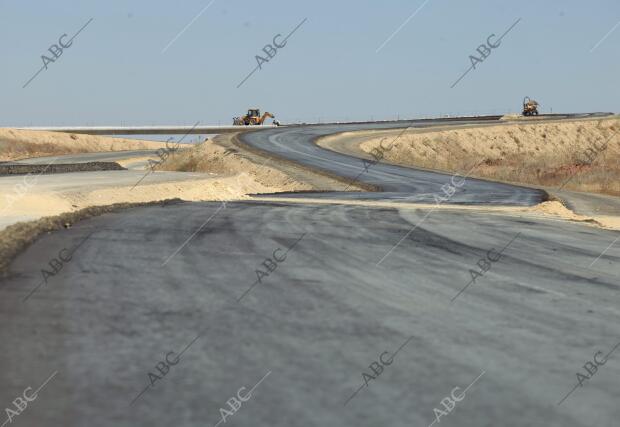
[356, 117, 620, 195]
[3, 173, 295, 221]
[156, 138, 315, 193]
[0, 128, 167, 161]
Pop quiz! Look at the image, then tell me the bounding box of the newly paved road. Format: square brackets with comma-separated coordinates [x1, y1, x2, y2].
[1, 120, 619, 427]
[242, 121, 547, 206]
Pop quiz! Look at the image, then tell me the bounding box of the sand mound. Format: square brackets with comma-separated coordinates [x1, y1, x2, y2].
[527, 200, 620, 229]
[530, 201, 591, 222]
[157, 139, 313, 193]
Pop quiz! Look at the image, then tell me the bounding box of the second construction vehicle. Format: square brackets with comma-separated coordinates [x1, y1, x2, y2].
[522, 97, 539, 116]
[233, 108, 279, 126]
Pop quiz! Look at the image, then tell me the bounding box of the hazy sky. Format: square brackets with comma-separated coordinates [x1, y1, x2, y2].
[1, 0, 618, 126]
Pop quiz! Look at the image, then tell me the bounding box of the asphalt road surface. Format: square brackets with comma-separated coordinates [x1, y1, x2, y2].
[241, 121, 546, 205]
[1, 120, 619, 427]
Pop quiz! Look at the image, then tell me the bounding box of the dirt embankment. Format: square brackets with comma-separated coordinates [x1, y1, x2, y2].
[0, 128, 166, 161]
[358, 118, 620, 196]
[155, 138, 314, 194]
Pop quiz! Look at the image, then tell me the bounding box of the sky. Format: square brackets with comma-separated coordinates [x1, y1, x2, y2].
[0, 0, 618, 126]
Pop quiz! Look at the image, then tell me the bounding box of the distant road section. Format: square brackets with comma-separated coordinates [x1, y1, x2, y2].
[12, 113, 612, 136]
[13, 125, 280, 135]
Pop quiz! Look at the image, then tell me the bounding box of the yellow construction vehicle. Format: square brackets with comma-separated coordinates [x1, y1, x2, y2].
[522, 97, 539, 116]
[233, 108, 279, 126]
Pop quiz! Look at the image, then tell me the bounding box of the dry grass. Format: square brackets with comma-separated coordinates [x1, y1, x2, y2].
[361, 118, 620, 196]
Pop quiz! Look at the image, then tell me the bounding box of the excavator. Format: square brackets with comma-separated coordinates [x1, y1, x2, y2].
[522, 97, 539, 116]
[233, 108, 280, 126]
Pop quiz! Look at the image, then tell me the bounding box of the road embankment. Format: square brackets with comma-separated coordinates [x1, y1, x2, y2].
[0, 127, 167, 162]
[350, 117, 620, 196]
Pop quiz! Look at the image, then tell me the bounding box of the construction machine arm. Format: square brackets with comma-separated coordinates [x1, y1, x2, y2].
[259, 112, 275, 125]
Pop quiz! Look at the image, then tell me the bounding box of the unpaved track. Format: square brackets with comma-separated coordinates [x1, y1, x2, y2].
[0, 119, 619, 427]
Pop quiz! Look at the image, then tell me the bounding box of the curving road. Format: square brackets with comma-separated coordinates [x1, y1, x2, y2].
[241, 121, 546, 205]
[1, 119, 619, 427]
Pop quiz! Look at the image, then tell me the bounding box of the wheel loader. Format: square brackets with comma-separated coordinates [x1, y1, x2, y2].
[522, 97, 539, 116]
[233, 108, 279, 126]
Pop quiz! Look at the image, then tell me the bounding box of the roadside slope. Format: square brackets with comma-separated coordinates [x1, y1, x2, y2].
[352, 117, 620, 195]
[0, 128, 167, 162]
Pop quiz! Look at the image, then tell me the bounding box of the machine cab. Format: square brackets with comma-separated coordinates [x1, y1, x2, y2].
[248, 108, 260, 118]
